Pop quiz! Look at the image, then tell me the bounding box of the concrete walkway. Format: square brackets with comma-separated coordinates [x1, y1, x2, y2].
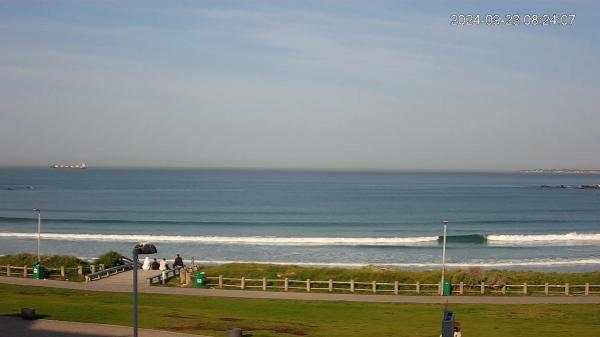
[0, 316, 208, 337]
[2, 274, 600, 304]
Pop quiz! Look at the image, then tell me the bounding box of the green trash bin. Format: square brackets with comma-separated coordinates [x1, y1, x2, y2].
[32, 262, 43, 280]
[443, 280, 452, 296]
[194, 273, 205, 288]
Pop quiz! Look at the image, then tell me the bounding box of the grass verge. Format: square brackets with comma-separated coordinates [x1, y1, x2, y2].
[1, 283, 599, 337]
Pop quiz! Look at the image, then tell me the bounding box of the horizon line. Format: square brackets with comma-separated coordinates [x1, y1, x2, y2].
[0, 165, 593, 174]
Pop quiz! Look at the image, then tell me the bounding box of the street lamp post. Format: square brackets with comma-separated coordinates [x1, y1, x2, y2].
[440, 220, 448, 296]
[33, 209, 41, 262]
[132, 242, 157, 337]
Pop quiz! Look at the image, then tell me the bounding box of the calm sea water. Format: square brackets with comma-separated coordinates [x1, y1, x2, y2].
[1, 168, 599, 271]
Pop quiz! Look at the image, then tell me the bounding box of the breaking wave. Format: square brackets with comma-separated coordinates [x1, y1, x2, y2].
[1, 232, 598, 246]
[487, 232, 600, 243]
[0, 232, 437, 246]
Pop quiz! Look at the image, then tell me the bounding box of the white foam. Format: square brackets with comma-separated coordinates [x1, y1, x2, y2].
[0, 232, 437, 246]
[488, 232, 600, 243]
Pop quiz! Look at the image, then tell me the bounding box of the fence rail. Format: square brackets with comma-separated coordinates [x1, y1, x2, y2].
[181, 276, 600, 296]
[85, 264, 133, 282]
[146, 266, 184, 285]
[1, 264, 103, 280]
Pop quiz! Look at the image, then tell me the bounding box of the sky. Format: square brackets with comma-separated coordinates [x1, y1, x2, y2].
[0, 0, 598, 171]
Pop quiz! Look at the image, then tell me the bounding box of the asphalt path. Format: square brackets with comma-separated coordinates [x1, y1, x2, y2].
[0, 316, 208, 337]
[2, 273, 599, 304]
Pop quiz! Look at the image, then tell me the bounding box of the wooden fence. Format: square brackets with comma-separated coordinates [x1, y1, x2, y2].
[146, 266, 184, 285]
[190, 276, 600, 296]
[1, 264, 104, 280]
[85, 264, 133, 282]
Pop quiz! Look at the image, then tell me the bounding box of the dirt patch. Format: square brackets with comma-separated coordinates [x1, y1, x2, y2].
[220, 317, 242, 322]
[494, 311, 563, 319]
[168, 322, 308, 336]
[163, 313, 196, 319]
[273, 326, 307, 336]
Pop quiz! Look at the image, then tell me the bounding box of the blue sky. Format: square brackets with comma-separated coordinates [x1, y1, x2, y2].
[1, 1, 598, 170]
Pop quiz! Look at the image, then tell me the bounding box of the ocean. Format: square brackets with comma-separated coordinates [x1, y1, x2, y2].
[1, 168, 599, 271]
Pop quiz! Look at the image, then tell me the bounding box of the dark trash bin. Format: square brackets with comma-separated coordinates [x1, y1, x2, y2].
[21, 308, 36, 320]
[442, 310, 455, 337]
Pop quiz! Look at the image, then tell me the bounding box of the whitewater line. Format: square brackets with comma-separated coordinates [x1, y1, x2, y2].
[2, 232, 600, 246]
[487, 232, 600, 242]
[0, 232, 438, 246]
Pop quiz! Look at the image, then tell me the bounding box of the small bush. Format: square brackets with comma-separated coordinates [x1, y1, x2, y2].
[95, 251, 123, 268]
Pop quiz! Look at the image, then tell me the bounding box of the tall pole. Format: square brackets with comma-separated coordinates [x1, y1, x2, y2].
[33, 209, 41, 262]
[440, 221, 448, 296]
[133, 249, 139, 337]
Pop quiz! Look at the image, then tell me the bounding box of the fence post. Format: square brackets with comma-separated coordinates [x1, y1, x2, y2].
[185, 269, 192, 286]
[262, 277, 267, 291]
[502, 285, 506, 295]
[284, 278, 289, 292]
[459, 282, 464, 295]
[90, 265, 96, 274]
[394, 281, 399, 295]
[306, 279, 311, 292]
[544, 283, 549, 296]
[480, 282, 485, 295]
[350, 280, 355, 293]
[585, 283, 590, 296]
[218, 275, 223, 288]
[24, 265, 28, 277]
[60, 266, 65, 278]
[328, 279, 333, 292]
[179, 268, 185, 284]
[372, 281, 377, 293]
[416, 281, 420, 294]
[240, 277, 245, 290]
[565, 283, 569, 296]
[6, 264, 10, 277]
[438, 282, 442, 296]
[523, 282, 527, 295]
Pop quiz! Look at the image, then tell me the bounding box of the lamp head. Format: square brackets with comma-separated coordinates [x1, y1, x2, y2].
[133, 242, 158, 255]
[33, 208, 40, 213]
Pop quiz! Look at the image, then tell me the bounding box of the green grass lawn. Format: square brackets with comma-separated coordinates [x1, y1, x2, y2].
[1, 284, 599, 337]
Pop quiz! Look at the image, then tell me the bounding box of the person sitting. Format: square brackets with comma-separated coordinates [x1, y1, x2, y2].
[173, 254, 184, 267]
[150, 258, 160, 270]
[142, 256, 150, 270]
[159, 258, 168, 271]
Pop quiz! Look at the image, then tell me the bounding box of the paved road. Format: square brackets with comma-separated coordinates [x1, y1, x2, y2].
[1, 274, 600, 304]
[0, 316, 208, 337]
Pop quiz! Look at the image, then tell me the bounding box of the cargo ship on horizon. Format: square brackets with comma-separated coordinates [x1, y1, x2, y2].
[50, 162, 87, 169]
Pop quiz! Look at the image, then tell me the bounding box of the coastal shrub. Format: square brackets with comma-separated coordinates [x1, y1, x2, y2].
[0, 253, 87, 267]
[95, 251, 123, 268]
[198, 263, 600, 285]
